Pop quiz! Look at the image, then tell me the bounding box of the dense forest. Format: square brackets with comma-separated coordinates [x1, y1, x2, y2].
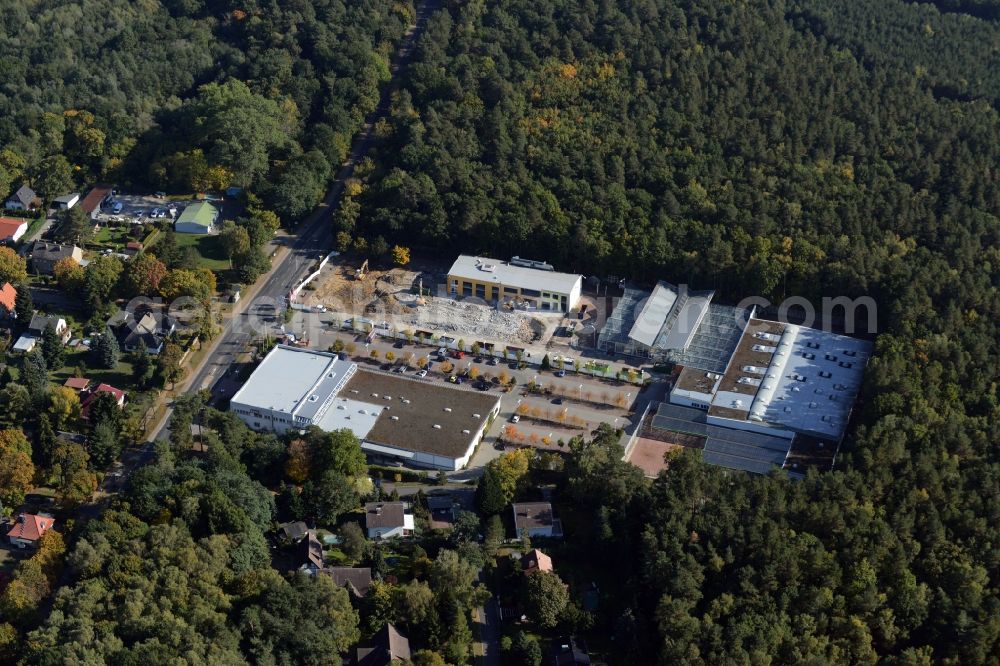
[0, 0, 413, 221]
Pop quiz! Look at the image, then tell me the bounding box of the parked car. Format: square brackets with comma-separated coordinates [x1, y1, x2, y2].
[416, 369, 428, 378]
[555, 370, 567, 377]
[511, 415, 520, 423]
[338, 352, 349, 361]
[150, 207, 161, 217]
[551, 397, 563, 405]
[111, 201, 123, 214]
[473, 356, 484, 363]
[437, 347, 447, 357]
[451, 350, 465, 359]
[487, 357, 499, 366]
[395, 365, 407, 373]
[393, 341, 405, 349]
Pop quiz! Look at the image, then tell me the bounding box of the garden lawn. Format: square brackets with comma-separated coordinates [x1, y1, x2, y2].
[51, 348, 135, 389]
[171, 232, 230, 271]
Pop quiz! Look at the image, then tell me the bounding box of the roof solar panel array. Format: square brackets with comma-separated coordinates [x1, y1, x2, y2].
[649, 402, 792, 475]
[702, 450, 783, 475]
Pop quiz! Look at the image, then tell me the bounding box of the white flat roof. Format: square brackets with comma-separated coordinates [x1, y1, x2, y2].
[628, 283, 676, 346]
[626, 281, 715, 351]
[447, 255, 581, 295]
[709, 320, 873, 440]
[231, 345, 356, 416]
[316, 396, 384, 438]
[754, 325, 872, 440]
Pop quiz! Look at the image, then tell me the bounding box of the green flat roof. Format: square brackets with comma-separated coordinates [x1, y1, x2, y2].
[176, 201, 218, 228]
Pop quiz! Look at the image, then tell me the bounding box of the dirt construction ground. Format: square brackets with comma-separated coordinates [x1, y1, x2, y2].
[300, 258, 557, 346]
[626, 437, 686, 477]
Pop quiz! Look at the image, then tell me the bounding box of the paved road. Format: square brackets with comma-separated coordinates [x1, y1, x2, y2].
[149, 0, 441, 443]
[475, 594, 502, 666]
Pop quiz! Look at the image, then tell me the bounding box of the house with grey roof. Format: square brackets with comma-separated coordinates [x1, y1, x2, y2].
[5, 184, 37, 210]
[29, 241, 83, 275]
[356, 624, 411, 666]
[323, 567, 372, 598]
[364, 502, 414, 539]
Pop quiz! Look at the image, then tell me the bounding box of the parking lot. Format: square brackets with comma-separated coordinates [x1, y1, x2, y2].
[93, 193, 192, 226]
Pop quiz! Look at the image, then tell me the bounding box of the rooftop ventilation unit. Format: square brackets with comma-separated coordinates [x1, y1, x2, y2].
[509, 256, 555, 271]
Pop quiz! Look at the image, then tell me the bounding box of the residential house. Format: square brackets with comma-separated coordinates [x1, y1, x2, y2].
[174, 201, 219, 234]
[0, 282, 15, 318]
[323, 567, 372, 599]
[7, 513, 54, 549]
[53, 193, 80, 210]
[79, 185, 112, 220]
[553, 637, 591, 666]
[0, 217, 28, 244]
[81, 383, 126, 420]
[29, 241, 83, 275]
[63, 377, 91, 391]
[298, 533, 325, 575]
[278, 521, 309, 542]
[512, 502, 558, 539]
[364, 502, 414, 539]
[14, 313, 70, 352]
[356, 623, 411, 666]
[427, 494, 457, 530]
[108, 310, 177, 354]
[28, 313, 70, 343]
[4, 184, 37, 211]
[521, 548, 554, 575]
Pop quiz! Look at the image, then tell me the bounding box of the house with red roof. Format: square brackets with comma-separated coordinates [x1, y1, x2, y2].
[0, 217, 28, 244]
[521, 548, 554, 574]
[81, 383, 126, 419]
[0, 282, 15, 317]
[79, 184, 112, 220]
[63, 377, 91, 391]
[7, 513, 55, 549]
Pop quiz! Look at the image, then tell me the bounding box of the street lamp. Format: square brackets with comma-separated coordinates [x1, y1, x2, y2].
[578, 383, 583, 399]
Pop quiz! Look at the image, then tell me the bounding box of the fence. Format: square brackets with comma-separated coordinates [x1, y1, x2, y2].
[289, 251, 339, 302]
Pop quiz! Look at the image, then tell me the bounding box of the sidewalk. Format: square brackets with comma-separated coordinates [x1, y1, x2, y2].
[143, 240, 292, 440]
